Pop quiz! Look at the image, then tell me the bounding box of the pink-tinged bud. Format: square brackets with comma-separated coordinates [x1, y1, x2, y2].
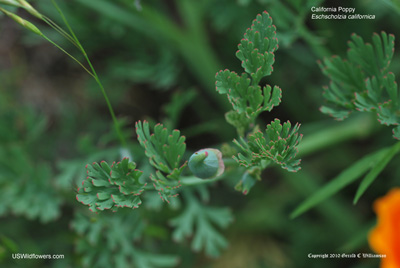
[188, 148, 224, 179]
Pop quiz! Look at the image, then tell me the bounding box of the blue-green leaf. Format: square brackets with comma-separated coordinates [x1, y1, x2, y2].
[393, 125, 400, 139]
[215, 11, 281, 123]
[135, 120, 187, 178]
[320, 32, 400, 138]
[76, 158, 146, 212]
[135, 121, 187, 202]
[233, 119, 302, 172]
[170, 190, 233, 258]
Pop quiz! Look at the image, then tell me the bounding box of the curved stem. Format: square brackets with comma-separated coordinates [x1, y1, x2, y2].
[181, 158, 238, 186]
[50, 0, 127, 148]
[180, 174, 227, 186]
[41, 35, 94, 78]
[42, 16, 80, 49]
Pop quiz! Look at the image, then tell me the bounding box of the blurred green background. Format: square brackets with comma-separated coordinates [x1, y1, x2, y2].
[1, 0, 400, 267]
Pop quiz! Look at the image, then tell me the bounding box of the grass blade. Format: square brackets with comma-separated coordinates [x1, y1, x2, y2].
[290, 147, 390, 219]
[353, 141, 400, 204]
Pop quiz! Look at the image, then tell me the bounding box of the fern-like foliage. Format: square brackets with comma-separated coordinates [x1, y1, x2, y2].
[319, 32, 400, 139]
[76, 121, 188, 211]
[76, 158, 146, 212]
[135, 120, 187, 203]
[234, 119, 302, 172]
[71, 212, 179, 268]
[234, 169, 259, 195]
[215, 11, 302, 195]
[169, 190, 233, 258]
[216, 11, 282, 128]
[0, 98, 61, 223]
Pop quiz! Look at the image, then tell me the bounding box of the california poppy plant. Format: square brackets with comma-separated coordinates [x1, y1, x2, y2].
[369, 188, 400, 268]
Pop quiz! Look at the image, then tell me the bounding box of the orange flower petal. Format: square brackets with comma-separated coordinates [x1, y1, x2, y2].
[368, 188, 400, 268]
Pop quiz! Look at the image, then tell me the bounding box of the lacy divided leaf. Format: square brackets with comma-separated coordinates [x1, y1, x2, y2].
[76, 158, 146, 212]
[136, 120, 187, 202]
[71, 212, 179, 268]
[319, 32, 400, 139]
[215, 11, 281, 123]
[169, 190, 233, 258]
[233, 119, 302, 172]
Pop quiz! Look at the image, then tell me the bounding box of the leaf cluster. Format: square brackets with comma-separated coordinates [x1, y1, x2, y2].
[76, 158, 146, 212]
[216, 11, 282, 128]
[76, 121, 189, 212]
[0, 95, 60, 223]
[169, 190, 233, 258]
[135, 120, 187, 203]
[292, 32, 400, 218]
[319, 32, 400, 139]
[71, 212, 179, 268]
[215, 11, 302, 194]
[234, 119, 302, 172]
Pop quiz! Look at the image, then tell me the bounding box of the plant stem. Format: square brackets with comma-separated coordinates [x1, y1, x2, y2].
[180, 158, 238, 186]
[180, 175, 226, 186]
[41, 35, 94, 78]
[74, 0, 230, 112]
[42, 16, 80, 48]
[182, 114, 378, 187]
[50, 0, 127, 148]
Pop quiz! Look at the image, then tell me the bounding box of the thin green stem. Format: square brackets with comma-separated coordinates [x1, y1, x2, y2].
[143, 158, 239, 189]
[75, 0, 230, 111]
[181, 115, 379, 187]
[41, 35, 94, 77]
[180, 158, 238, 186]
[50, 0, 127, 148]
[181, 173, 229, 186]
[142, 175, 227, 189]
[42, 16, 79, 48]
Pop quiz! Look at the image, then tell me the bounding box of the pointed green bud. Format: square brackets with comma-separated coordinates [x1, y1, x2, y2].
[16, 0, 43, 19]
[0, 7, 43, 36]
[0, 0, 21, 7]
[188, 148, 224, 179]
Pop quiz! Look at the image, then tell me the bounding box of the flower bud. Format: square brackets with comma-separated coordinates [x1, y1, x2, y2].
[188, 148, 224, 179]
[0, 7, 43, 36]
[0, 0, 21, 7]
[16, 0, 43, 19]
